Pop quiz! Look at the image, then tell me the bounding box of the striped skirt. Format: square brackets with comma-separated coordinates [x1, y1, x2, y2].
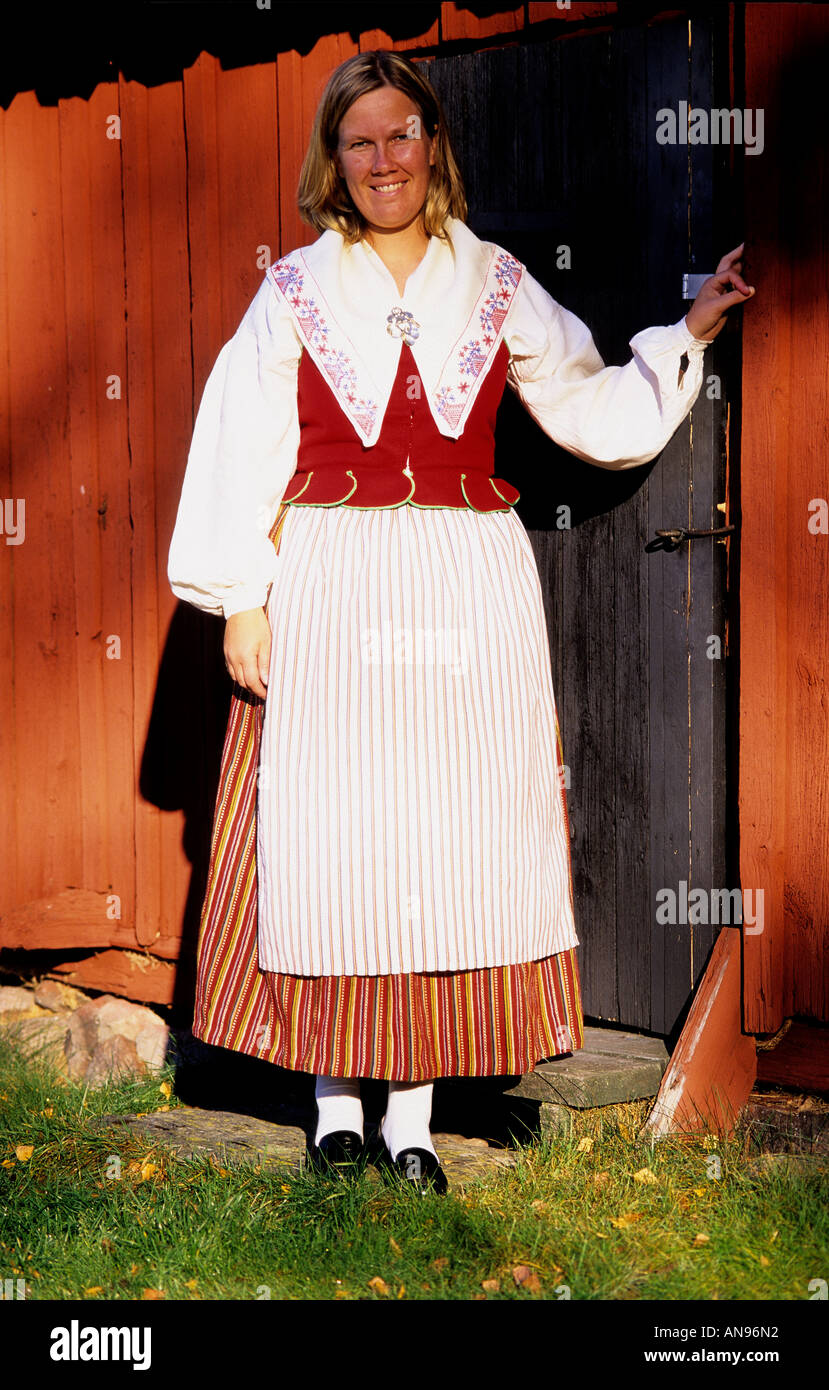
[191, 500, 584, 1079]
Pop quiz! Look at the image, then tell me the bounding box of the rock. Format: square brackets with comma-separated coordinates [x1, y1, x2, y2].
[84, 1035, 148, 1087]
[65, 995, 169, 1082]
[0, 1015, 71, 1074]
[745, 1152, 829, 1180]
[0, 985, 48, 1021]
[33, 980, 89, 1013]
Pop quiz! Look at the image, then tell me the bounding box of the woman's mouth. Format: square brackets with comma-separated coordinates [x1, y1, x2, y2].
[370, 180, 408, 196]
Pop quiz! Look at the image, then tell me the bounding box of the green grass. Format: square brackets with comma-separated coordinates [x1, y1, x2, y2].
[0, 1026, 826, 1301]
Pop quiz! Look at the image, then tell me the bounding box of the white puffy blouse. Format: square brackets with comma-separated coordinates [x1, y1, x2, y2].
[167, 215, 710, 619]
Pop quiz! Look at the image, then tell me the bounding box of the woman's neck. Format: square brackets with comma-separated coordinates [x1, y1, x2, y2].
[363, 221, 430, 296]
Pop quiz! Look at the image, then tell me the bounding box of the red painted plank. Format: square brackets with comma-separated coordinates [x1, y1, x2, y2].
[0, 103, 15, 906]
[360, 20, 440, 52]
[529, 2, 617, 22]
[276, 33, 359, 258]
[120, 77, 193, 949]
[1, 92, 80, 905]
[740, 4, 829, 1031]
[644, 929, 757, 1137]
[756, 1023, 829, 1094]
[58, 85, 136, 940]
[441, 3, 523, 41]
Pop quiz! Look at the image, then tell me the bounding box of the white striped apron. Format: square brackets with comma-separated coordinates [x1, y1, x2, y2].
[256, 501, 578, 976]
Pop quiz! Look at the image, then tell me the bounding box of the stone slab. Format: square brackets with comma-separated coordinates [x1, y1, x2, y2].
[579, 1026, 669, 1063]
[90, 1107, 516, 1189]
[503, 1053, 667, 1107]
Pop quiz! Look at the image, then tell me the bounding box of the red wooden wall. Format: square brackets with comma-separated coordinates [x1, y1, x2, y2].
[0, 4, 620, 1003]
[2, 2, 826, 1040]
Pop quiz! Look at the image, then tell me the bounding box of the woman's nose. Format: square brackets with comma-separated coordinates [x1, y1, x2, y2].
[371, 142, 397, 171]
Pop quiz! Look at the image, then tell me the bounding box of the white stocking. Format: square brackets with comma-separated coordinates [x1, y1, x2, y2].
[380, 1079, 438, 1161]
[313, 1074, 364, 1145]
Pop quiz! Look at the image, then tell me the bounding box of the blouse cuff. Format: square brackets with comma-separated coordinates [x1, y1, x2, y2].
[674, 315, 712, 352]
[221, 586, 270, 620]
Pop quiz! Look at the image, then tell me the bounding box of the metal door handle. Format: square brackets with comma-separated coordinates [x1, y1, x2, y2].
[644, 525, 736, 553]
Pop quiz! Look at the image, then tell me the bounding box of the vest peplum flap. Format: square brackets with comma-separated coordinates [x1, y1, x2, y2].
[283, 339, 521, 513]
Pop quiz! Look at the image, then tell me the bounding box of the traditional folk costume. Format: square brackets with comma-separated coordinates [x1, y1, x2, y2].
[168, 216, 708, 1082]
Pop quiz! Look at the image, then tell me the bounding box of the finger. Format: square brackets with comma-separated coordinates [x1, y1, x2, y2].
[241, 657, 267, 700]
[712, 270, 753, 296]
[716, 242, 745, 272]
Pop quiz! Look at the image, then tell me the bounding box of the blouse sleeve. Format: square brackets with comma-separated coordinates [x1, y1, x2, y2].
[167, 277, 302, 618]
[504, 268, 710, 469]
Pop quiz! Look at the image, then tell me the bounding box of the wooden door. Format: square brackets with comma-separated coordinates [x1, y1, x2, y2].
[424, 9, 734, 1039]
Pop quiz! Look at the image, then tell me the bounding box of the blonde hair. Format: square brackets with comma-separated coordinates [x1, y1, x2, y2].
[297, 50, 468, 243]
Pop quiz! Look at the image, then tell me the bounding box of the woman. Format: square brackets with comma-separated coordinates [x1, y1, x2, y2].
[168, 50, 754, 1193]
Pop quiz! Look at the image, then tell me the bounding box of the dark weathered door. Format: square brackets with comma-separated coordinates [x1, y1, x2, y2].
[425, 10, 733, 1040]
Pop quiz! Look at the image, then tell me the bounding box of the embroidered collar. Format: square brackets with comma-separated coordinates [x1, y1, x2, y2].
[266, 217, 523, 445]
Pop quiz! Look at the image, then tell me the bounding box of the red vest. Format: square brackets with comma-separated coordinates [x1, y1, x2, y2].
[281, 338, 520, 511]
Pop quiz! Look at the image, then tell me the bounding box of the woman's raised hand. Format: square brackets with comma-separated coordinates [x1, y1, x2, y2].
[684, 243, 756, 343]
[224, 607, 272, 700]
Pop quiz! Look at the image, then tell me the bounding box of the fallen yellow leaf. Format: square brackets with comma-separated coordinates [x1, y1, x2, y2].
[759, 1255, 770, 1268]
[15, 1145, 33, 1162]
[692, 1233, 710, 1247]
[397, 1284, 406, 1299]
[576, 1137, 594, 1153]
[610, 1213, 643, 1230]
[633, 1168, 658, 1185]
[159, 1081, 172, 1098]
[142, 1288, 165, 1300]
[139, 1162, 159, 1181]
[692, 1187, 706, 1197]
[185, 1279, 199, 1290]
[83, 1287, 104, 1296]
[482, 1278, 501, 1292]
[368, 1276, 390, 1296]
[389, 1237, 402, 1256]
[1, 1159, 16, 1169]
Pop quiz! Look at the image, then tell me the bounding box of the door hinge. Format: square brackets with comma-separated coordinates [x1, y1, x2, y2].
[682, 273, 712, 300]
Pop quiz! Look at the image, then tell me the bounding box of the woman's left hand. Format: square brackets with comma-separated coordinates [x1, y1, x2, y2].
[684, 243, 756, 343]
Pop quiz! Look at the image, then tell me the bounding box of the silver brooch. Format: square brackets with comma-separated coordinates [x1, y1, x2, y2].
[386, 307, 421, 346]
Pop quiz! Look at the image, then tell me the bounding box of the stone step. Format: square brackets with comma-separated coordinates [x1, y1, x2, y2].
[442, 1025, 669, 1110]
[90, 1107, 515, 1188]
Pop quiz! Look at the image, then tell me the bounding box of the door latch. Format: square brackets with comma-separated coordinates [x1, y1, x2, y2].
[645, 524, 736, 553]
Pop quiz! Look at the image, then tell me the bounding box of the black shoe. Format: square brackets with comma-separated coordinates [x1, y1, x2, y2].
[307, 1129, 367, 1177]
[373, 1128, 448, 1195]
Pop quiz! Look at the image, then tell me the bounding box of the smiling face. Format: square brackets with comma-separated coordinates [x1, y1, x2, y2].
[334, 84, 436, 241]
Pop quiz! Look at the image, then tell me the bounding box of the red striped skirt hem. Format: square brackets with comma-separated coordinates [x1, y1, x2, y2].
[254, 951, 584, 1080]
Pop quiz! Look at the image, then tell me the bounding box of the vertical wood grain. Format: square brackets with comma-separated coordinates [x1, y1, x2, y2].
[120, 76, 193, 949]
[740, 2, 829, 1030]
[58, 85, 136, 941]
[1, 93, 80, 904]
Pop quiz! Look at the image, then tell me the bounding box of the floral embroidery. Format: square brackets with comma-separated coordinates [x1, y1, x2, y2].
[435, 250, 523, 430]
[268, 254, 378, 439]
